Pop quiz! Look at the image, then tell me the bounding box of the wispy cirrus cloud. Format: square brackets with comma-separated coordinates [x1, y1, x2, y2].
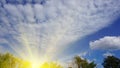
[0, 0, 120, 62]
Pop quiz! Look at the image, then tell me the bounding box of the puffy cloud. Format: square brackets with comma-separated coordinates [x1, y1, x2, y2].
[90, 36, 120, 50]
[0, 0, 120, 62]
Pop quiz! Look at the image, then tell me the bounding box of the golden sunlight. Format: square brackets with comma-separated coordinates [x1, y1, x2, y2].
[40, 62, 63, 68]
[22, 61, 63, 68]
[31, 62, 41, 68]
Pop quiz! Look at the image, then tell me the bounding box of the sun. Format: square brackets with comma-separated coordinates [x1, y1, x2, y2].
[21, 58, 42, 68]
[30, 59, 43, 68]
[21, 60, 41, 68]
[31, 62, 41, 68]
[18, 58, 63, 68]
[22, 56, 63, 68]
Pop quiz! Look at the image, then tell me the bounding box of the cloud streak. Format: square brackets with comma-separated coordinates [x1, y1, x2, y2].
[0, 0, 120, 62]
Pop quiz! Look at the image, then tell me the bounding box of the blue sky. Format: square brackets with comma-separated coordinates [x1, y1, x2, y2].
[69, 18, 120, 67]
[0, 0, 120, 68]
[60, 17, 120, 67]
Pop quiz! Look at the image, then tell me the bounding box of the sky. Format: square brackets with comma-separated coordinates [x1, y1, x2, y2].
[0, 0, 120, 68]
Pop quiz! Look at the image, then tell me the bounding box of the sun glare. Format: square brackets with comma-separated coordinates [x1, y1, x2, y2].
[29, 60, 42, 68]
[32, 62, 41, 68]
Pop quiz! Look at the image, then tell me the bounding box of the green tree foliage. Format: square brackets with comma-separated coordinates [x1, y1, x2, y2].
[74, 56, 96, 68]
[102, 56, 120, 68]
[74, 56, 83, 68]
[0, 53, 32, 68]
[0, 53, 19, 68]
[88, 61, 96, 68]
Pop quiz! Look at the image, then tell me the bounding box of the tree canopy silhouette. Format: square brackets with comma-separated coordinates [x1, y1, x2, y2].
[102, 56, 120, 68]
[74, 56, 96, 68]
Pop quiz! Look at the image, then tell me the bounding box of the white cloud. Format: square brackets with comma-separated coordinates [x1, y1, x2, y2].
[103, 52, 114, 57]
[90, 36, 120, 50]
[0, 0, 120, 62]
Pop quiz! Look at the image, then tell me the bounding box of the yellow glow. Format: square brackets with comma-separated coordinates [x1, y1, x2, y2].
[40, 62, 63, 68]
[32, 62, 40, 68]
[29, 59, 42, 68]
[18, 58, 63, 68]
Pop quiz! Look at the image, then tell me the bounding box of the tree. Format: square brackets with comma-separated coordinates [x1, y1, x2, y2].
[0, 53, 32, 68]
[74, 56, 96, 68]
[74, 56, 83, 68]
[88, 61, 96, 68]
[102, 56, 120, 68]
[0, 53, 18, 68]
[19, 61, 32, 68]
